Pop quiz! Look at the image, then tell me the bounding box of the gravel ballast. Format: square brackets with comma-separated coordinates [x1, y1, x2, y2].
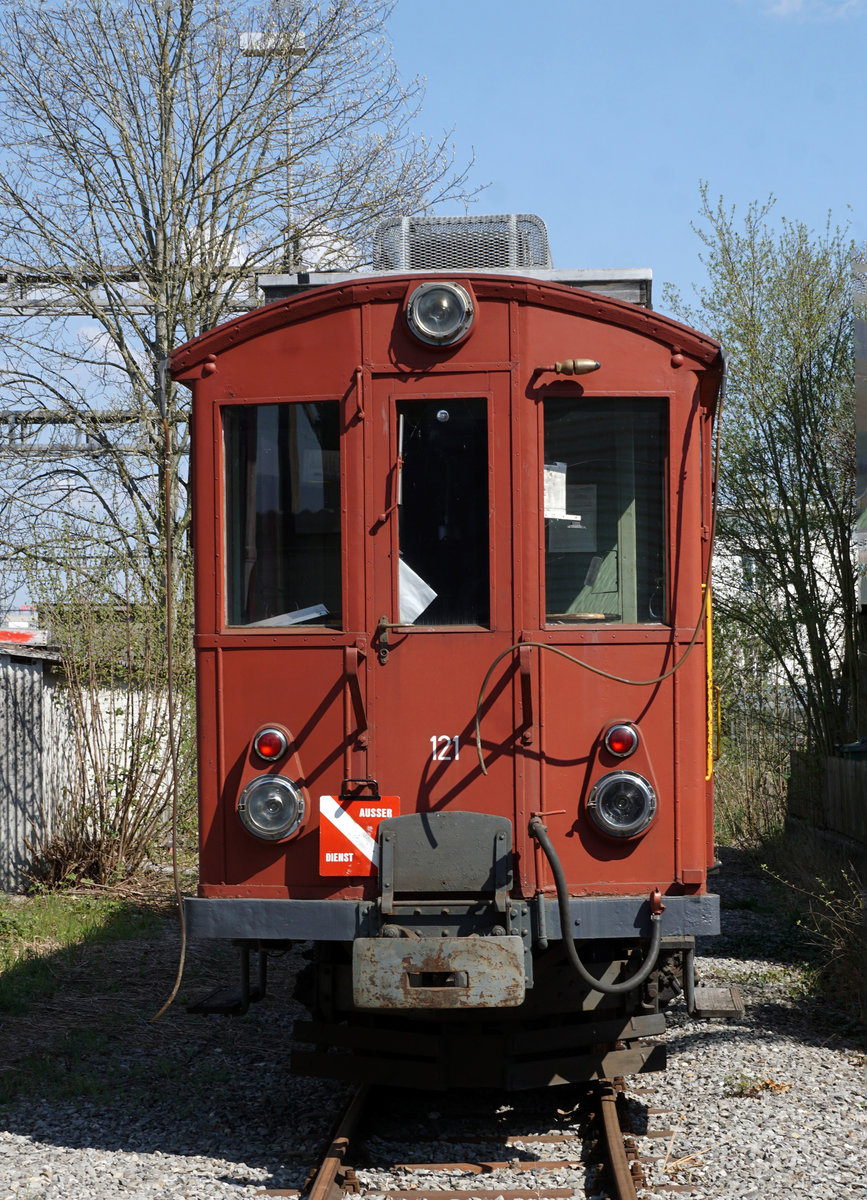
[0, 849, 864, 1199]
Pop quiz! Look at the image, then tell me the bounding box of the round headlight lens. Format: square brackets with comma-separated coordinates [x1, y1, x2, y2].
[406, 282, 474, 346]
[587, 771, 656, 839]
[237, 775, 306, 841]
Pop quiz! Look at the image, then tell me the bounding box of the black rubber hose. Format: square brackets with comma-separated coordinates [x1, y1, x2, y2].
[529, 816, 663, 996]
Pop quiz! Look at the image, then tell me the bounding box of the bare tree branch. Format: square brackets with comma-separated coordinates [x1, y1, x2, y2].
[0, 0, 479, 590]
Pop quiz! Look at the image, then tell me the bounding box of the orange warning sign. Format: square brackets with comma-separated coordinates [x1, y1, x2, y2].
[319, 794, 400, 877]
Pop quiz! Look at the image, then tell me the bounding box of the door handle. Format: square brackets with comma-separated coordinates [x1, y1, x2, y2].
[353, 365, 365, 421]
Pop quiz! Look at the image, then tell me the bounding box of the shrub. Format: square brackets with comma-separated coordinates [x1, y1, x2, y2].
[24, 543, 194, 888]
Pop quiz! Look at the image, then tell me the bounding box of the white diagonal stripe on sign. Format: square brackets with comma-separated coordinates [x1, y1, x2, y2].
[319, 795, 380, 867]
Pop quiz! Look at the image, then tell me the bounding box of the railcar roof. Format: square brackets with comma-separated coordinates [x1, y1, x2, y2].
[169, 272, 722, 379]
[258, 267, 654, 307]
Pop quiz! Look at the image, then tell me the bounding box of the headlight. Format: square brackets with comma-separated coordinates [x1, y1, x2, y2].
[237, 775, 306, 841]
[405, 282, 474, 346]
[587, 771, 656, 839]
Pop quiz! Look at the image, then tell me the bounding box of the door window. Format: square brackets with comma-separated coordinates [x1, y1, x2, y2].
[396, 398, 490, 627]
[543, 398, 667, 624]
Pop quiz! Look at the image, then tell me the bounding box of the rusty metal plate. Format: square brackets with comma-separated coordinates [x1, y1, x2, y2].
[352, 936, 525, 1009]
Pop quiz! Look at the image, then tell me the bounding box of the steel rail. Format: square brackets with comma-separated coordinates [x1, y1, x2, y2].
[597, 1080, 638, 1200]
[306, 1084, 370, 1200]
[283, 1078, 647, 1200]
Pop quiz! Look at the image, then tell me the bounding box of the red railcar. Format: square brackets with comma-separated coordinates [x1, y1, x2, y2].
[170, 215, 727, 1090]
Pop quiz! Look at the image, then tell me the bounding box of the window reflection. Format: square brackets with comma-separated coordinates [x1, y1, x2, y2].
[223, 403, 341, 627]
[544, 399, 666, 624]
[397, 399, 490, 626]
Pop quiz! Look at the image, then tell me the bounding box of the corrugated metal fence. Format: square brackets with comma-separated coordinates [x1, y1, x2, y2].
[1, 643, 167, 892]
[0, 652, 45, 891]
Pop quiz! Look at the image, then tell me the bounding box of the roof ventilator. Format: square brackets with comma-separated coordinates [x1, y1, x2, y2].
[373, 213, 552, 273]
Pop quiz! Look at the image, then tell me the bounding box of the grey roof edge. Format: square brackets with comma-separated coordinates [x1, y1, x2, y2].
[0, 643, 61, 663]
[259, 267, 652, 287]
[259, 267, 653, 308]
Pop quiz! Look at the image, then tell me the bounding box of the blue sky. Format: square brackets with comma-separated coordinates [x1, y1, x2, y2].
[388, 0, 866, 313]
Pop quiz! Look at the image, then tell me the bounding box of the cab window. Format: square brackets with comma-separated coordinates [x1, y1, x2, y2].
[543, 398, 666, 624]
[223, 403, 341, 627]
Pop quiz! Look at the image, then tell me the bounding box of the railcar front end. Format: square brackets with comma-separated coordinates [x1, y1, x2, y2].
[170, 215, 731, 1089]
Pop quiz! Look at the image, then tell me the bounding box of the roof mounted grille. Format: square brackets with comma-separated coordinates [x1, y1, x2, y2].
[373, 214, 552, 273]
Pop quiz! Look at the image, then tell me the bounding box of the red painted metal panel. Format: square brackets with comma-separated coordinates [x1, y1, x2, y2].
[175, 275, 723, 905]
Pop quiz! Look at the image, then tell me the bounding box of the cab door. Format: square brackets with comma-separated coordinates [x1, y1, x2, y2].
[366, 373, 519, 821]
[515, 387, 679, 892]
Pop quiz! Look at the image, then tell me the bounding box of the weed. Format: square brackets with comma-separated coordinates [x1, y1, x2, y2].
[759, 846, 865, 1022]
[724, 1072, 792, 1098]
[713, 798, 865, 1023]
[721, 962, 810, 994]
[1, 1026, 121, 1105]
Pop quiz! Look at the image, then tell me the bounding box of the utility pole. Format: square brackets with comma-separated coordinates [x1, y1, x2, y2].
[241, 8, 306, 272]
[854, 261, 867, 733]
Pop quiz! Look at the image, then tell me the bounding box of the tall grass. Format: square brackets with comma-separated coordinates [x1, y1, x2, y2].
[761, 835, 864, 1025]
[713, 701, 794, 844]
[713, 701, 864, 1023]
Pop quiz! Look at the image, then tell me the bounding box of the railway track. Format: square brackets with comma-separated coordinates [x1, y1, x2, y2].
[263, 1078, 691, 1200]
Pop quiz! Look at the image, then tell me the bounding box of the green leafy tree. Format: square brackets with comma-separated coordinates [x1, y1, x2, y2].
[666, 187, 859, 759]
